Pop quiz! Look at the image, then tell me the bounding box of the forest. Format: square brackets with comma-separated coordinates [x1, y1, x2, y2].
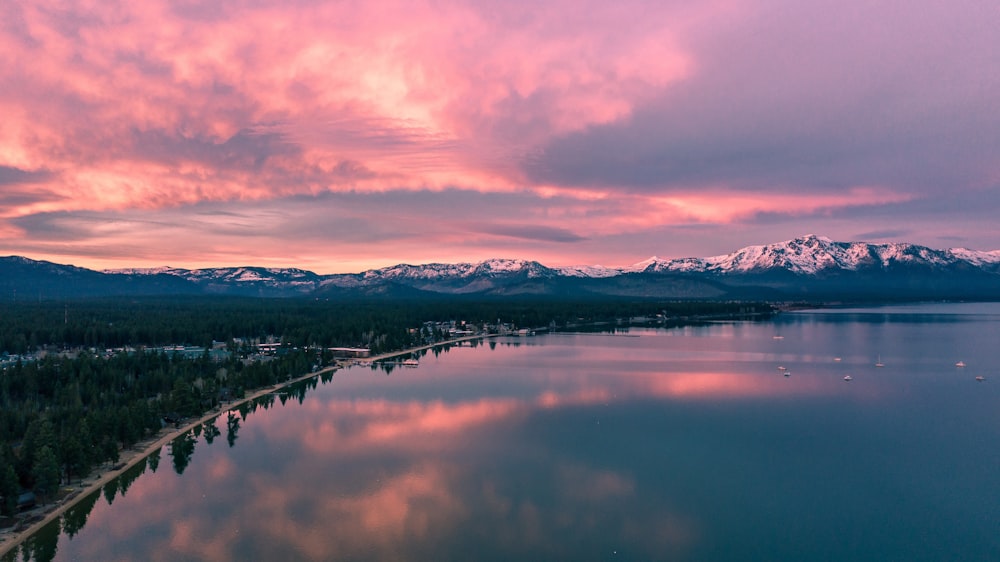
[0, 297, 771, 516]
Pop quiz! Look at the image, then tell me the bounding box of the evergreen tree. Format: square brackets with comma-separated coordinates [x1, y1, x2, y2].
[59, 431, 86, 485]
[19, 417, 56, 484]
[171, 377, 197, 418]
[32, 445, 61, 504]
[1, 455, 19, 516]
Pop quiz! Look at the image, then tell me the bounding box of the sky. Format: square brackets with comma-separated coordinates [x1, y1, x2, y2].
[1, 0, 998, 273]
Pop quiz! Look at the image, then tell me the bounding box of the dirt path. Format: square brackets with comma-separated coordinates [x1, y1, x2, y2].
[0, 334, 492, 557]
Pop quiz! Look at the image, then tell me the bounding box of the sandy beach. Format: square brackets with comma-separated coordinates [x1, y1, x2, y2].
[0, 334, 491, 557]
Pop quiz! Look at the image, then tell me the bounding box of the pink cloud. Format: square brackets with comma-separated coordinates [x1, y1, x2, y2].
[0, 0, 699, 216]
[2, 0, 997, 270]
[627, 186, 914, 227]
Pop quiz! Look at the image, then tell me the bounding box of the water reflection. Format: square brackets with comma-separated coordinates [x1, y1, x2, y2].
[147, 448, 161, 473]
[7, 305, 1000, 561]
[202, 417, 221, 445]
[169, 433, 196, 475]
[60, 489, 98, 540]
[226, 412, 240, 448]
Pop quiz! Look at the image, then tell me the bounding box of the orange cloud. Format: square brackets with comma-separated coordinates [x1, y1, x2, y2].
[0, 0, 699, 218]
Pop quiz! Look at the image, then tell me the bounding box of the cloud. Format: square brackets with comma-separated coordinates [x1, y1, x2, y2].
[127, 129, 300, 172]
[1, 0, 998, 268]
[4, 180, 997, 274]
[522, 0, 1000, 196]
[0, 165, 52, 185]
[853, 229, 912, 241]
[0, 0, 695, 208]
[473, 223, 587, 244]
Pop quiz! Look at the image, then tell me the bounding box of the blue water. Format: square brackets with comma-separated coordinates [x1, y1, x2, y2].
[9, 302, 1000, 561]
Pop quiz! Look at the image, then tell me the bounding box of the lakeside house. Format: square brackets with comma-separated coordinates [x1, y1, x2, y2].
[328, 347, 370, 358]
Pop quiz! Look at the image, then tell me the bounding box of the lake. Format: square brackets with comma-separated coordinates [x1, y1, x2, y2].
[7, 302, 1000, 561]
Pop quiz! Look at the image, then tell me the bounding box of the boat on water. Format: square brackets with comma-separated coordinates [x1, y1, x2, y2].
[772, 335, 784, 340]
[875, 355, 884, 368]
[956, 361, 967, 368]
[777, 366, 787, 371]
[975, 375, 985, 381]
[783, 371, 790, 377]
[402, 358, 419, 367]
[844, 375, 852, 381]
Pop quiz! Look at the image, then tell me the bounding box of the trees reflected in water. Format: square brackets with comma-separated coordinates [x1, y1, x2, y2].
[202, 417, 221, 445]
[60, 488, 98, 539]
[0, 334, 639, 562]
[226, 412, 240, 448]
[169, 432, 196, 475]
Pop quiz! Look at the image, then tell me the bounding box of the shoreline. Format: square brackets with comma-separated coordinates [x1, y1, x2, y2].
[0, 334, 492, 557]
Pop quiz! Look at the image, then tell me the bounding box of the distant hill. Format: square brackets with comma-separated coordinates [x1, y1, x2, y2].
[5, 235, 1000, 301]
[0, 256, 201, 300]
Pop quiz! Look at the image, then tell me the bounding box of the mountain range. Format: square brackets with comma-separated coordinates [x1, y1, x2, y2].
[3, 235, 1000, 301]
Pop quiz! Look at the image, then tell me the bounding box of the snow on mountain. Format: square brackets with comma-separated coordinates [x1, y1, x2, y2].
[104, 266, 179, 276]
[682, 235, 849, 274]
[622, 256, 668, 274]
[94, 235, 1000, 298]
[632, 235, 993, 276]
[179, 267, 318, 283]
[326, 259, 555, 286]
[383, 259, 550, 279]
[557, 264, 621, 278]
[104, 266, 324, 296]
[948, 248, 1000, 266]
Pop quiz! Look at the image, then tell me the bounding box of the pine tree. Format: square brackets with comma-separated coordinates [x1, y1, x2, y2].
[1, 456, 20, 516]
[32, 445, 61, 504]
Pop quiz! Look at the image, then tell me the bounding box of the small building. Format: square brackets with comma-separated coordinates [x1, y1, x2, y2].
[328, 347, 370, 358]
[257, 343, 282, 354]
[17, 491, 36, 511]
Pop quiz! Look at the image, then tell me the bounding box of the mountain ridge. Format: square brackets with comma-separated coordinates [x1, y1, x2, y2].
[5, 235, 1000, 300]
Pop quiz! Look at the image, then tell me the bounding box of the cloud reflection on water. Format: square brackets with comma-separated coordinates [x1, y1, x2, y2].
[53, 335, 878, 560]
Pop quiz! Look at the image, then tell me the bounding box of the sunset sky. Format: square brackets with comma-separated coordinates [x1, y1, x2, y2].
[1, 0, 998, 273]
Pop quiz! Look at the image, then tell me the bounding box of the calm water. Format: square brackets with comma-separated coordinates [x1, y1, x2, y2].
[8, 302, 1000, 561]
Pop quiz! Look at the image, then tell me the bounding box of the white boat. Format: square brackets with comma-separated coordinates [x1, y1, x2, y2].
[783, 371, 790, 377]
[956, 361, 966, 368]
[402, 358, 419, 367]
[975, 375, 985, 381]
[777, 366, 787, 371]
[875, 355, 884, 368]
[834, 357, 842, 362]
[843, 375, 852, 381]
[772, 335, 784, 340]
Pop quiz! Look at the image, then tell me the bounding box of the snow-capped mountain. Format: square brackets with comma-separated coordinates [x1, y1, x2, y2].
[558, 234, 1000, 278]
[320, 259, 562, 296]
[353, 258, 555, 284]
[644, 234, 1000, 275]
[104, 266, 325, 296]
[5, 235, 1000, 300]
